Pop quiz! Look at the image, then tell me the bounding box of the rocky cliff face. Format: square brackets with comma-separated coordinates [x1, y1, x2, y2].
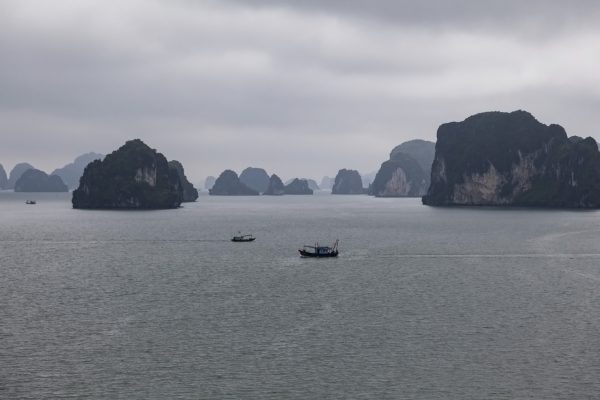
[72, 139, 183, 209]
[0, 164, 7, 189]
[264, 174, 285, 195]
[168, 160, 198, 202]
[423, 110, 600, 207]
[7, 163, 35, 189]
[239, 167, 270, 193]
[284, 178, 313, 195]
[370, 139, 435, 197]
[370, 153, 428, 197]
[15, 169, 68, 192]
[52, 152, 104, 189]
[332, 169, 363, 194]
[209, 170, 259, 195]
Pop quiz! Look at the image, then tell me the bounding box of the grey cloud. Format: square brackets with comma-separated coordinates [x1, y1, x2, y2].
[223, 0, 600, 37]
[1, 0, 599, 182]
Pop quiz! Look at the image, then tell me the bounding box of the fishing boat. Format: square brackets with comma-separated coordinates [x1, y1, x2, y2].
[25, 200, 37, 205]
[231, 233, 255, 242]
[299, 239, 339, 258]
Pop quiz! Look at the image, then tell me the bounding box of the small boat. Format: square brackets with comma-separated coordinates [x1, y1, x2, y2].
[231, 233, 255, 242]
[299, 239, 339, 258]
[25, 200, 37, 205]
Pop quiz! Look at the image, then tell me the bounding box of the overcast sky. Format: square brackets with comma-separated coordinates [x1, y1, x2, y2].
[2, 0, 600, 183]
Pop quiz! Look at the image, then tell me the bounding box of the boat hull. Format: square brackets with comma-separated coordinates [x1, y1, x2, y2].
[298, 249, 338, 258]
[231, 238, 256, 242]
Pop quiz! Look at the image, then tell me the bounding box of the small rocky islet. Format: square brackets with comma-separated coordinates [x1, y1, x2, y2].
[331, 169, 364, 194]
[263, 174, 285, 195]
[283, 178, 313, 195]
[286, 178, 319, 192]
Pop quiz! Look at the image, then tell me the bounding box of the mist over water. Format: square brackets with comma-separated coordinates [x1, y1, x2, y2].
[2, 193, 600, 399]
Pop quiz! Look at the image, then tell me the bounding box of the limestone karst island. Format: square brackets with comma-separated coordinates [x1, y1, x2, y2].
[423, 110, 600, 208]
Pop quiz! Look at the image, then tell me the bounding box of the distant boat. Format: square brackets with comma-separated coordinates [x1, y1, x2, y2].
[299, 239, 339, 258]
[231, 233, 255, 242]
[25, 200, 37, 205]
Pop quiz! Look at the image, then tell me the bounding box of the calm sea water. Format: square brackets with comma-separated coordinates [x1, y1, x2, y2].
[2, 192, 600, 399]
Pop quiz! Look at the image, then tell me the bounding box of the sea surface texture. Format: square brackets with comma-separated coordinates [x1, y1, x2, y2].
[2, 192, 600, 399]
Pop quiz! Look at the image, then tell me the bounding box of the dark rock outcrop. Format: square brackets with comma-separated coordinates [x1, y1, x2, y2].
[286, 178, 320, 191]
[8, 163, 35, 189]
[204, 176, 216, 190]
[168, 160, 198, 202]
[0, 164, 7, 189]
[263, 174, 285, 195]
[423, 110, 600, 208]
[209, 170, 259, 196]
[52, 153, 104, 189]
[14, 169, 68, 192]
[239, 167, 270, 193]
[332, 169, 363, 194]
[284, 178, 313, 195]
[72, 139, 183, 209]
[370, 153, 428, 197]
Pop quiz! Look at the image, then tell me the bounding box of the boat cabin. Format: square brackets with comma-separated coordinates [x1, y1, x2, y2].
[231, 233, 255, 242]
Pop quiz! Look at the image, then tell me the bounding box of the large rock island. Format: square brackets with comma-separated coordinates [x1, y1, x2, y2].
[370, 139, 434, 197]
[332, 169, 364, 194]
[72, 139, 183, 209]
[209, 170, 259, 195]
[423, 110, 600, 208]
[15, 169, 68, 192]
